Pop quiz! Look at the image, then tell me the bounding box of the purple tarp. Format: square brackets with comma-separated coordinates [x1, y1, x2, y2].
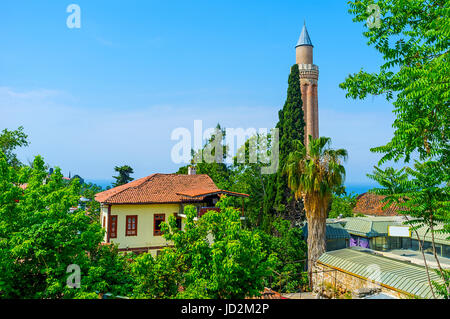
[350, 236, 370, 248]
[359, 237, 370, 248]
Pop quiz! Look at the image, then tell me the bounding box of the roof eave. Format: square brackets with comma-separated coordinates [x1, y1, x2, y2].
[295, 43, 314, 48]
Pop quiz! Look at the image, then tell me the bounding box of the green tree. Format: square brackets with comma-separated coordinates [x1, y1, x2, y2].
[78, 244, 135, 298]
[259, 218, 308, 293]
[0, 152, 133, 298]
[328, 192, 358, 219]
[231, 133, 277, 231]
[0, 126, 29, 168]
[266, 64, 305, 221]
[368, 162, 449, 298]
[79, 182, 103, 222]
[366, 166, 409, 194]
[151, 197, 278, 299]
[284, 137, 347, 284]
[112, 165, 134, 187]
[433, 269, 450, 299]
[131, 249, 183, 299]
[340, 1, 449, 298]
[340, 0, 449, 166]
[176, 124, 232, 190]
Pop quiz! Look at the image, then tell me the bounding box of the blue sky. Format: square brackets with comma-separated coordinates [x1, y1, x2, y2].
[1, 0, 398, 188]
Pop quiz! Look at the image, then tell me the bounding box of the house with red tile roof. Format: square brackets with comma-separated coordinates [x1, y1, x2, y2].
[353, 192, 403, 217]
[95, 172, 248, 255]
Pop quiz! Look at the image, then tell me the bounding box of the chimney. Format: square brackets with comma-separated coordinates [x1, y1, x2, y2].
[188, 166, 196, 175]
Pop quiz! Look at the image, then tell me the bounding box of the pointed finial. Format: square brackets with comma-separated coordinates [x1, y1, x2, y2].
[296, 22, 313, 47]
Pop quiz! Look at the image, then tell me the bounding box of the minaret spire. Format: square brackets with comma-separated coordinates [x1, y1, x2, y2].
[296, 21, 313, 47]
[295, 22, 319, 146]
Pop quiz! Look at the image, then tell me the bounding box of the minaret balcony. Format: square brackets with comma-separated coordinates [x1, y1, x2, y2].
[298, 64, 319, 71]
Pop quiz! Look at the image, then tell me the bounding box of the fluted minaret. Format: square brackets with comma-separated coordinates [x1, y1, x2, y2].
[296, 22, 319, 146]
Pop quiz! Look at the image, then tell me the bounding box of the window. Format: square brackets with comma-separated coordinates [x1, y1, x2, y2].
[174, 213, 182, 230]
[109, 215, 117, 239]
[126, 215, 138, 236]
[443, 244, 450, 259]
[154, 214, 165, 236]
[103, 216, 106, 228]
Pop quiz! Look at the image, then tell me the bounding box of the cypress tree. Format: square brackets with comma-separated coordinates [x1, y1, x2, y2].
[267, 64, 305, 221]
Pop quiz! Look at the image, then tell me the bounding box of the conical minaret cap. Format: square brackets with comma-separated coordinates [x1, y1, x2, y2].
[296, 22, 313, 47]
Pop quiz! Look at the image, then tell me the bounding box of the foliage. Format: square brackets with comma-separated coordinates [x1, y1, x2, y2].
[284, 137, 347, 277]
[433, 269, 450, 299]
[342, 1, 449, 298]
[112, 165, 134, 187]
[175, 66, 308, 231]
[368, 161, 449, 298]
[149, 197, 278, 299]
[79, 182, 103, 221]
[0, 152, 133, 298]
[367, 166, 409, 194]
[176, 124, 232, 190]
[266, 64, 305, 219]
[340, 0, 449, 166]
[231, 133, 276, 231]
[131, 251, 182, 299]
[328, 192, 358, 219]
[0, 126, 29, 168]
[79, 244, 135, 298]
[259, 218, 308, 293]
[284, 137, 348, 219]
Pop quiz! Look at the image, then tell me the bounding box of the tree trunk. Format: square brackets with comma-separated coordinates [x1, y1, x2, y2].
[307, 208, 327, 290]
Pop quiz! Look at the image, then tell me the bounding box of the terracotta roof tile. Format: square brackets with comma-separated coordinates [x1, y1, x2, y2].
[95, 174, 220, 204]
[176, 188, 249, 198]
[247, 288, 288, 299]
[353, 192, 402, 216]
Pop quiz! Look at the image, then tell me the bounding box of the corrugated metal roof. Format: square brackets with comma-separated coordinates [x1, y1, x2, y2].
[410, 223, 450, 245]
[344, 217, 401, 237]
[303, 222, 350, 240]
[317, 247, 444, 299]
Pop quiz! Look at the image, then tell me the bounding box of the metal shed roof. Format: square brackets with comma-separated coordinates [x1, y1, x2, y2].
[317, 247, 444, 299]
[410, 223, 450, 246]
[303, 222, 350, 240]
[344, 217, 401, 238]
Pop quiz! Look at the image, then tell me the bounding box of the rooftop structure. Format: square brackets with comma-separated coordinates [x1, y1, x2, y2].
[303, 221, 350, 240]
[316, 247, 445, 299]
[95, 173, 249, 255]
[353, 192, 404, 216]
[343, 216, 404, 238]
[411, 223, 450, 246]
[95, 173, 248, 205]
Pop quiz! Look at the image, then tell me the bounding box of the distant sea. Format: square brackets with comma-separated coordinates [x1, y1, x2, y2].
[344, 184, 375, 196]
[87, 179, 374, 196]
[85, 180, 114, 190]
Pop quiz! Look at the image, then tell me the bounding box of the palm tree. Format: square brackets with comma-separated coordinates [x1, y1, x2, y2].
[284, 136, 347, 286]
